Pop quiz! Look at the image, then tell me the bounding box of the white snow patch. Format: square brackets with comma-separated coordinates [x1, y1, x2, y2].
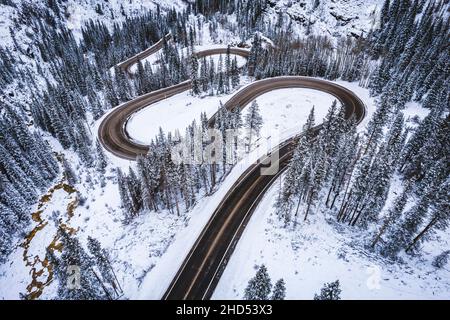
[213, 176, 450, 300]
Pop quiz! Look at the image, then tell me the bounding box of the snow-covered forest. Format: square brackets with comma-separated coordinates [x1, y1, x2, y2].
[0, 0, 448, 300]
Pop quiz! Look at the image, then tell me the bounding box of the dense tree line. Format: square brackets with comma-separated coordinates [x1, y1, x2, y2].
[0, 0, 448, 290]
[369, 0, 449, 111]
[0, 0, 267, 266]
[191, 48, 241, 96]
[0, 102, 59, 263]
[117, 103, 247, 220]
[273, 0, 449, 260]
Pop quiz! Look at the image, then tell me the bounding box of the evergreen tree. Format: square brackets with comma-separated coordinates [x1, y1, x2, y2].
[271, 279, 286, 300]
[54, 229, 108, 300]
[314, 280, 342, 300]
[96, 141, 108, 174]
[87, 236, 122, 297]
[243, 265, 272, 300]
[225, 45, 231, 92]
[190, 54, 200, 95]
[217, 54, 225, 94]
[432, 250, 450, 269]
[231, 56, 240, 88]
[245, 100, 263, 151]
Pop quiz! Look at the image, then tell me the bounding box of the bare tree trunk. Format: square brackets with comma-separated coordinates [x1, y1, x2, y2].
[325, 180, 335, 208]
[304, 189, 314, 221]
[371, 223, 388, 248]
[337, 189, 352, 222]
[105, 258, 123, 293]
[91, 268, 113, 300]
[406, 217, 438, 253]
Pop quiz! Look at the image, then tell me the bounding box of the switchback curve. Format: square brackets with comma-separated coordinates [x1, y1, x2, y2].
[98, 41, 366, 300]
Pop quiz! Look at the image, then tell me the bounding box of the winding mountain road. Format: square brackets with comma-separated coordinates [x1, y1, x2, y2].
[99, 47, 250, 160]
[162, 77, 365, 300]
[98, 41, 366, 300]
[117, 33, 172, 74]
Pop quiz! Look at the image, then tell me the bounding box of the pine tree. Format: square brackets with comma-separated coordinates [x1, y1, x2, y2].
[245, 100, 263, 151]
[314, 280, 342, 300]
[231, 56, 240, 88]
[248, 33, 262, 76]
[208, 56, 215, 95]
[136, 59, 147, 95]
[271, 279, 286, 300]
[225, 45, 231, 92]
[62, 156, 77, 186]
[96, 141, 108, 174]
[117, 168, 134, 221]
[190, 54, 200, 95]
[54, 229, 108, 300]
[371, 183, 411, 249]
[87, 236, 122, 297]
[217, 54, 224, 94]
[405, 177, 450, 253]
[243, 265, 272, 300]
[200, 57, 208, 92]
[380, 0, 391, 29]
[0, 203, 15, 263]
[432, 250, 450, 269]
[114, 66, 131, 102]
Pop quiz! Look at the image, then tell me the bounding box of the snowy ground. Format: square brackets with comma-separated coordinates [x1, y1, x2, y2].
[127, 80, 379, 299]
[127, 83, 339, 145]
[266, 0, 381, 39]
[3, 0, 441, 300]
[126, 77, 251, 145]
[0, 76, 441, 300]
[0, 145, 187, 299]
[242, 88, 339, 140]
[212, 175, 450, 300]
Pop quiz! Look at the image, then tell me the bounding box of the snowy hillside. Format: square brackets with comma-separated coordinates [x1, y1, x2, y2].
[266, 0, 380, 37]
[0, 0, 185, 46]
[0, 0, 449, 302]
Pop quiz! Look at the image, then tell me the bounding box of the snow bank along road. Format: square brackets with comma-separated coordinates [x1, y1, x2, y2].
[98, 42, 366, 300]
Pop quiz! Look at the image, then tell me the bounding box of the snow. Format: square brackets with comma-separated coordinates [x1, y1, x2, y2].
[125, 77, 249, 144]
[242, 88, 340, 140]
[267, 0, 381, 39]
[212, 175, 450, 300]
[0, 0, 186, 48]
[132, 80, 377, 299]
[126, 78, 373, 146]
[335, 80, 376, 131]
[403, 100, 431, 123]
[63, 0, 186, 41]
[126, 83, 342, 145]
[0, 175, 78, 299]
[2, 0, 445, 301]
[0, 142, 185, 299]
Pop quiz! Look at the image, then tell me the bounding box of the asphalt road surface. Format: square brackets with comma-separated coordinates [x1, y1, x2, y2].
[117, 33, 172, 74]
[162, 77, 366, 300]
[98, 47, 250, 160]
[98, 44, 366, 300]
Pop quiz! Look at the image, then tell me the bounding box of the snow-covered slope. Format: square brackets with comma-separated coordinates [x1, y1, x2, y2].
[266, 0, 380, 37]
[0, 0, 185, 48]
